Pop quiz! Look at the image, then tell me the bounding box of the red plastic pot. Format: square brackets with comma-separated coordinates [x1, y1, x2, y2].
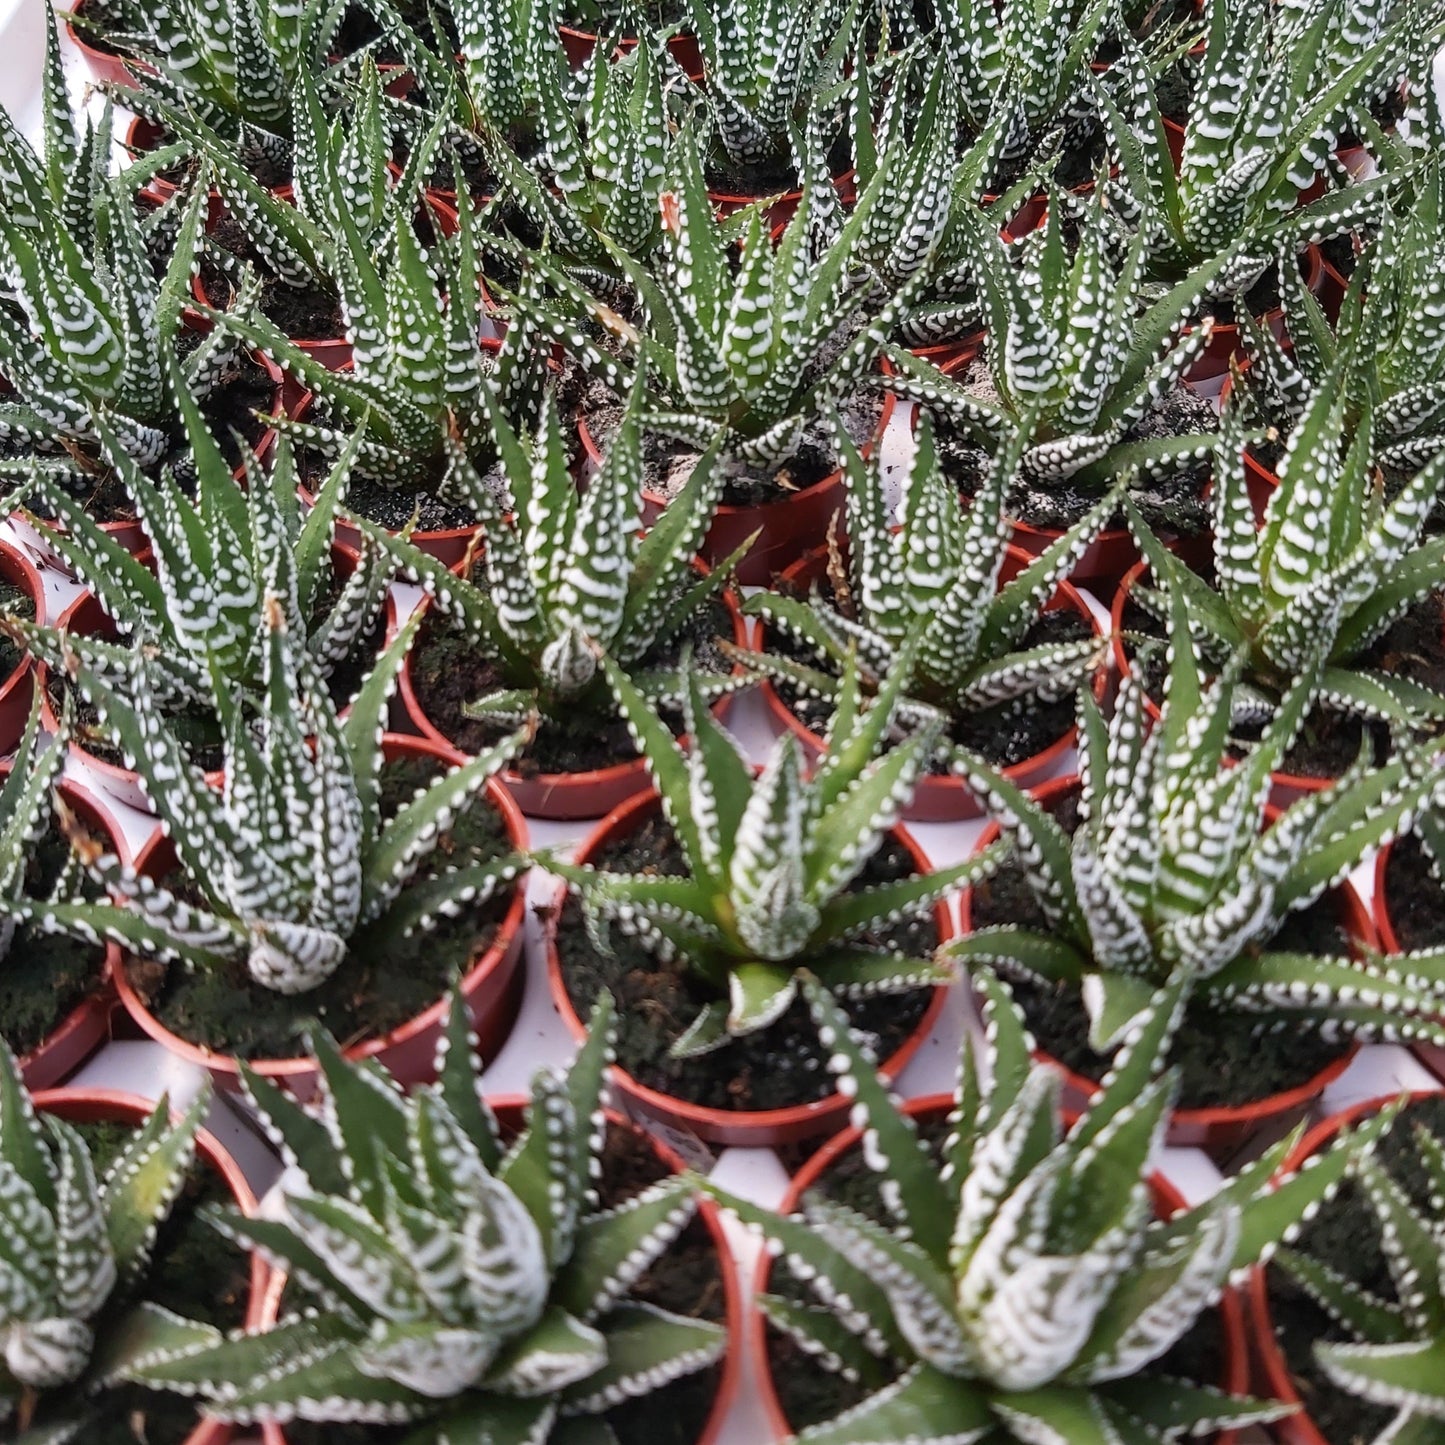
[752, 1094, 1252, 1442]
[557, 23, 704, 78]
[708, 169, 856, 228]
[108, 733, 530, 1099]
[754, 543, 1104, 822]
[395, 559, 750, 820]
[1242, 1090, 1444, 1445]
[545, 789, 953, 1148]
[0, 538, 45, 754]
[8, 774, 131, 1090]
[956, 774, 1371, 1154]
[579, 392, 896, 588]
[32, 1086, 275, 1445]
[64, 0, 151, 87]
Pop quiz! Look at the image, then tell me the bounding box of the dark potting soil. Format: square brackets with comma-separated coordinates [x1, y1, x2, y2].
[122, 755, 515, 1061]
[203, 214, 345, 340]
[1198, 250, 1319, 329]
[580, 376, 879, 509]
[280, 1119, 728, 1445]
[47, 668, 225, 775]
[0, 573, 35, 679]
[30, 1117, 253, 1445]
[1265, 1093, 1445, 1444]
[300, 439, 500, 535]
[1318, 230, 1359, 285]
[938, 360, 1215, 535]
[764, 574, 1093, 770]
[1382, 832, 1445, 951]
[553, 813, 938, 1113]
[1, 817, 109, 1060]
[765, 1108, 1231, 1432]
[409, 589, 735, 772]
[967, 789, 1355, 1110]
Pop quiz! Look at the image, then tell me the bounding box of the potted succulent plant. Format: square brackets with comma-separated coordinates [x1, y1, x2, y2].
[32, 591, 531, 1097]
[121, 990, 742, 1445]
[546, 647, 997, 1146]
[949, 596, 1445, 1153]
[711, 969, 1381, 1444]
[0, 1042, 272, 1445]
[879, 192, 1227, 590]
[1115, 371, 1445, 802]
[740, 411, 1112, 821]
[376, 385, 750, 819]
[1245, 1090, 1445, 1445]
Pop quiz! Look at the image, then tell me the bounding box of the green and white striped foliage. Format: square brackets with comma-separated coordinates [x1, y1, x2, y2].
[540, 126, 940, 472]
[1096, 0, 1441, 281]
[30, 591, 527, 997]
[712, 971, 1384, 1444]
[1284, 1115, 1445, 1435]
[0, 1041, 212, 1443]
[454, 0, 551, 138]
[115, 992, 728, 1440]
[8, 404, 395, 717]
[552, 649, 1004, 1055]
[350, 379, 746, 724]
[946, 593, 1445, 1054]
[682, 0, 855, 167]
[1130, 371, 1445, 728]
[740, 410, 1112, 728]
[881, 191, 1225, 485]
[0, 697, 70, 965]
[1245, 170, 1445, 474]
[0, 27, 250, 469]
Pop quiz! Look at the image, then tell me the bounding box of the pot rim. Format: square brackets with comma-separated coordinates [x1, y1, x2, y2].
[957, 772, 1371, 1131]
[545, 788, 954, 1139]
[108, 732, 531, 1083]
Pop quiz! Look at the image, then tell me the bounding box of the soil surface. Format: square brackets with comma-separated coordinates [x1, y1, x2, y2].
[123, 755, 516, 1061]
[47, 666, 225, 774]
[409, 589, 735, 772]
[24, 1117, 253, 1445]
[202, 213, 345, 340]
[935, 358, 1216, 535]
[967, 789, 1357, 1110]
[553, 812, 938, 1113]
[1382, 832, 1445, 951]
[281, 1118, 728, 1445]
[0, 573, 35, 679]
[1265, 1094, 1445, 1445]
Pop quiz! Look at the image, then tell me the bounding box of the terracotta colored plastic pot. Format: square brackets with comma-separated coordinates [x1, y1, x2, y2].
[580, 392, 895, 588]
[558, 23, 704, 78]
[10, 775, 131, 1090]
[1185, 245, 1326, 387]
[191, 267, 351, 371]
[254, 1095, 744, 1445]
[1112, 560, 1361, 809]
[0, 538, 44, 753]
[957, 774, 1371, 1154]
[752, 1094, 1252, 1442]
[396, 558, 750, 820]
[708, 168, 856, 228]
[32, 1086, 275, 1445]
[64, 0, 151, 87]
[754, 544, 1105, 822]
[109, 733, 530, 1099]
[546, 789, 953, 1148]
[1243, 1090, 1444, 1445]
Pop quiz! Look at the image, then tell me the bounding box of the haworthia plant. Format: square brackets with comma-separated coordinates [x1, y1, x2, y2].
[550, 647, 1003, 1055]
[0, 1040, 213, 1444]
[27, 584, 527, 998]
[712, 971, 1388, 1444]
[1280, 1112, 1445, 1437]
[8, 406, 394, 723]
[880, 190, 1226, 488]
[1097, 0, 1441, 284]
[1128, 374, 1445, 727]
[947, 594, 1445, 1054]
[115, 992, 729, 1440]
[350, 379, 747, 730]
[738, 410, 1113, 740]
[0, 17, 252, 471]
